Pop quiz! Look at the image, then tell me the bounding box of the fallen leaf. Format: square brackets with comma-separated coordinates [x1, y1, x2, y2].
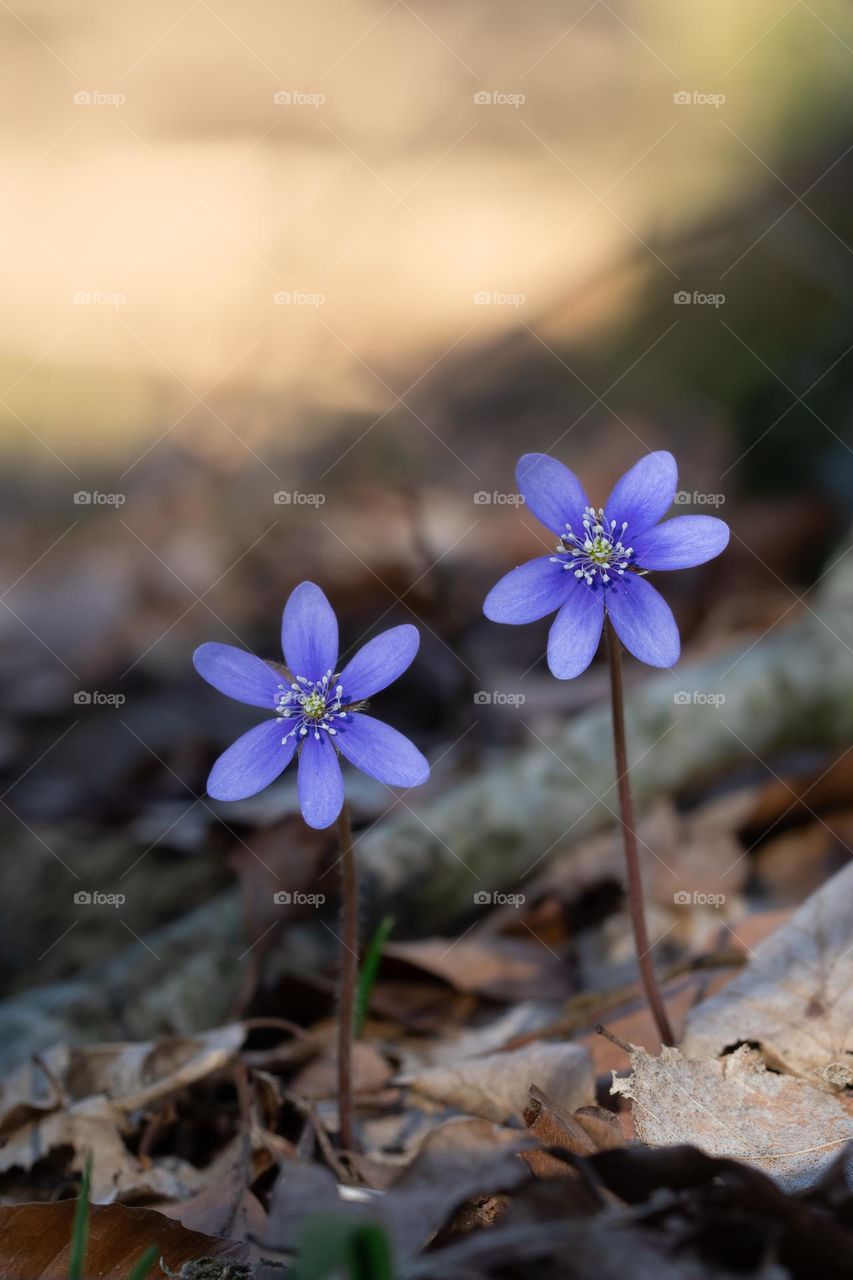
[382, 933, 567, 1002]
[378, 1116, 530, 1256]
[288, 1037, 393, 1100]
[0, 1024, 247, 1131]
[522, 1084, 595, 1177]
[0, 1094, 206, 1203]
[683, 859, 853, 1087]
[0, 1199, 247, 1279]
[400, 1041, 593, 1123]
[611, 1044, 853, 1190]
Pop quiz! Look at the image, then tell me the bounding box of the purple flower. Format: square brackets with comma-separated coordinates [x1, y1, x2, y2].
[193, 582, 430, 827]
[484, 451, 729, 677]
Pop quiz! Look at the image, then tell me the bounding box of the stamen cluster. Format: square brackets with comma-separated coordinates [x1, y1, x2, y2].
[551, 505, 634, 586]
[276, 670, 346, 742]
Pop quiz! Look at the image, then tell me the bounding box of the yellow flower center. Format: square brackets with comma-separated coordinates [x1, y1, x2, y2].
[301, 691, 327, 719]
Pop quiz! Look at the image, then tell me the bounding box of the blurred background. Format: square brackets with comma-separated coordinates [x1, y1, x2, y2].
[1, 0, 852, 1025]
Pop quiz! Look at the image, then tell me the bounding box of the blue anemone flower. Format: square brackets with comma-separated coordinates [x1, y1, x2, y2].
[194, 582, 430, 827]
[484, 451, 729, 677]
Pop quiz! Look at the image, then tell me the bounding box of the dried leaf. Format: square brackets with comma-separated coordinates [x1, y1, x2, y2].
[382, 933, 566, 1002]
[0, 1094, 206, 1203]
[0, 1025, 247, 1132]
[683, 860, 853, 1087]
[400, 1041, 593, 1123]
[611, 1044, 853, 1190]
[0, 1200, 247, 1279]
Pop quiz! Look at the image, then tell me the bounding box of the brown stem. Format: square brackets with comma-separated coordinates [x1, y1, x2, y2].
[335, 802, 359, 1150]
[605, 618, 675, 1047]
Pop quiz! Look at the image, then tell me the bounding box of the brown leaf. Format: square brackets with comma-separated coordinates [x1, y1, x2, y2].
[0, 1025, 247, 1132]
[522, 1084, 595, 1178]
[383, 933, 567, 1002]
[0, 1200, 247, 1279]
[611, 1044, 853, 1190]
[0, 1026, 251, 1203]
[400, 1041, 594, 1123]
[683, 859, 853, 1087]
[0, 1095, 205, 1203]
[288, 1038, 393, 1100]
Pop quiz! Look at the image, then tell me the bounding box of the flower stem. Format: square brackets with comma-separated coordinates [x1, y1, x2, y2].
[604, 618, 674, 1047]
[335, 801, 359, 1150]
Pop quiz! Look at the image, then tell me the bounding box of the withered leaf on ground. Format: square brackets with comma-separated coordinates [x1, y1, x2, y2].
[611, 1044, 853, 1191]
[399, 1041, 594, 1123]
[0, 1199, 247, 1279]
[683, 859, 853, 1087]
[0, 1024, 247, 1133]
[0, 1094, 207, 1204]
[382, 933, 568, 1002]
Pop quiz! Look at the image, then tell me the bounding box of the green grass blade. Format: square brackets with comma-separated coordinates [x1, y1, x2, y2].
[126, 1244, 160, 1280]
[355, 915, 394, 1036]
[295, 1215, 394, 1280]
[67, 1156, 91, 1280]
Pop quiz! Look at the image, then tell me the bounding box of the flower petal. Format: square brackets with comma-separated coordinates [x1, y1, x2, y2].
[606, 574, 680, 668]
[605, 451, 678, 536]
[336, 712, 430, 788]
[546, 579, 605, 679]
[297, 732, 344, 829]
[339, 624, 420, 702]
[193, 642, 280, 709]
[281, 582, 338, 682]
[516, 453, 590, 535]
[632, 515, 730, 571]
[484, 556, 576, 624]
[207, 719, 296, 801]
